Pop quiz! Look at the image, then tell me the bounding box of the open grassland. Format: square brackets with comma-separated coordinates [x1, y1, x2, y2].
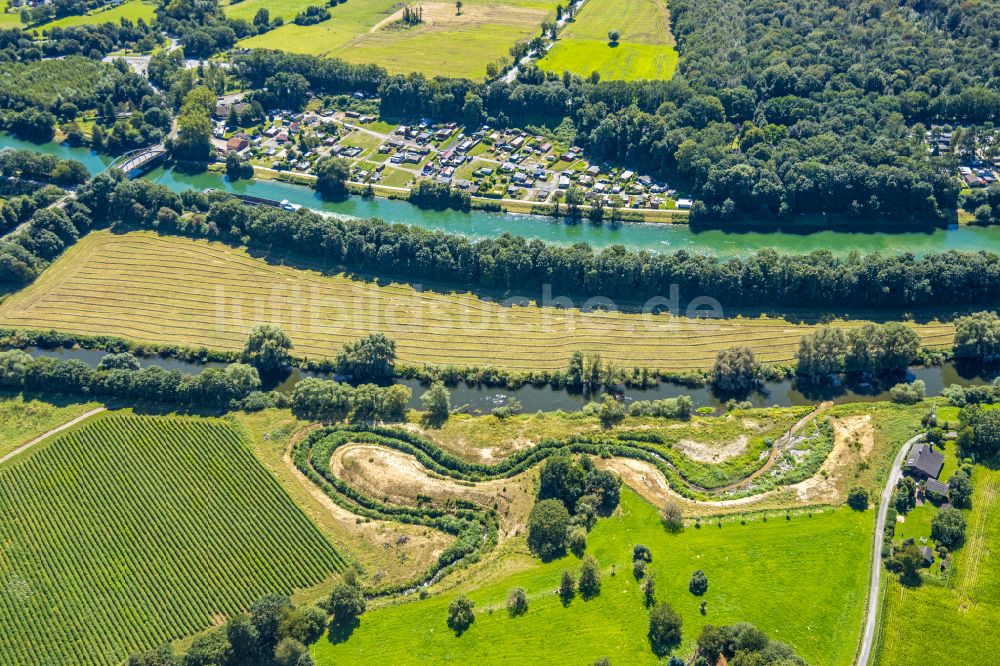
[313, 490, 872, 665]
[874, 465, 1000, 665]
[238, 0, 561, 80]
[0, 231, 957, 373]
[0, 0, 21, 26]
[538, 0, 678, 80]
[0, 413, 346, 666]
[27, 0, 156, 32]
[0, 393, 100, 459]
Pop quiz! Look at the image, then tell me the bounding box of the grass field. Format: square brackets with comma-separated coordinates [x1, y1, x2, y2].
[313, 490, 872, 665]
[237, 0, 561, 80]
[0, 231, 957, 373]
[0, 393, 99, 459]
[27, 0, 156, 32]
[538, 0, 678, 80]
[0, 0, 21, 26]
[0, 413, 346, 666]
[874, 465, 1000, 665]
[224, 0, 316, 22]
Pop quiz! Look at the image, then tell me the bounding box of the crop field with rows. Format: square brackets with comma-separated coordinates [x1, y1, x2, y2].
[0, 231, 957, 373]
[0, 413, 346, 666]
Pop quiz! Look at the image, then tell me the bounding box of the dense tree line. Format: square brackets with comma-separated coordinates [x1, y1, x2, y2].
[408, 180, 472, 212]
[0, 149, 89, 187]
[0, 20, 160, 62]
[696, 622, 806, 666]
[8, 174, 1000, 314]
[0, 349, 263, 409]
[796, 323, 922, 377]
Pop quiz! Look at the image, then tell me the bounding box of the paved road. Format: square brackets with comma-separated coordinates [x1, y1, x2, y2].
[856, 432, 925, 665]
[0, 407, 107, 467]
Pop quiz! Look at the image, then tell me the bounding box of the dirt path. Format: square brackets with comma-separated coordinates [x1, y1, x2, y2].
[0, 407, 106, 467]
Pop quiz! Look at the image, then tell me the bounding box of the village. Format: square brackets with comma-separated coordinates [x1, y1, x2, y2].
[212, 94, 688, 215]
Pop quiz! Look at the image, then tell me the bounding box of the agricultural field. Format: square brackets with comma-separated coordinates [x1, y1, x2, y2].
[0, 231, 957, 373]
[237, 0, 562, 79]
[538, 0, 678, 80]
[0, 393, 99, 459]
[26, 0, 156, 32]
[313, 490, 873, 665]
[874, 466, 1000, 665]
[0, 413, 346, 666]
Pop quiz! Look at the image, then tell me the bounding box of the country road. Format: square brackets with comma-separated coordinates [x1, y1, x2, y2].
[856, 432, 924, 665]
[0, 407, 107, 467]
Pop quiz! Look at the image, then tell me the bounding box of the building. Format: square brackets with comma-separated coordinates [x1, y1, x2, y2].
[918, 546, 934, 566]
[925, 478, 949, 499]
[676, 198, 694, 209]
[905, 442, 944, 480]
[226, 137, 248, 153]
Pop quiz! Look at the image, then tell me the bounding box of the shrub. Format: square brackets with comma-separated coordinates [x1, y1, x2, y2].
[326, 582, 365, 625]
[648, 603, 683, 655]
[633, 544, 652, 562]
[642, 576, 656, 607]
[559, 570, 576, 605]
[689, 570, 708, 596]
[527, 499, 571, 560]
[447, 595, 475, 634]
[890, 380, 926, 404]
[931, 507, 966, 549]
[661, 502, 683, 531]
[506, 587, 528, 617]
[633, 559, 646, 579]
[578, 555, 602, 598]
[847, 486, 869, 511]
[567, 525, 587, 556]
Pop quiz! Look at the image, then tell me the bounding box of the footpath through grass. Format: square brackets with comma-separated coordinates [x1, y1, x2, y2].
[0, 393, 100, 459]
[313, 490, 872, 665]
[0, 412, 346, 666]
[539, 0, 678, 80]
[0, 231, 956, 373]
[875, 465, 1000, 665]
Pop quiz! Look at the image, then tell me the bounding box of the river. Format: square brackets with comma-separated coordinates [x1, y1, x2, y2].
[5, 133, 1000, 257]
[17, 346, 1000, 413]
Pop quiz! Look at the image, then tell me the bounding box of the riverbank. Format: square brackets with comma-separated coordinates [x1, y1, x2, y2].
[6, 133, 1000, 257]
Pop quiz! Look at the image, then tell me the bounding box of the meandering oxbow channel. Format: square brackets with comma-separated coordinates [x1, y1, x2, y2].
[5, 133, 1000, 257]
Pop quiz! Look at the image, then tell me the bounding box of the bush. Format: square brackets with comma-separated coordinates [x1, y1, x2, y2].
[559, 570, 575, 605]
[633, 559, 646, 579]
[661, 502, 683, 531]
[567, 525, 587, 556]
[890, 380, 926, 404]
[648, 603, 683, 655]
[633, 544, 652, 562]
[326, 582, 365, 625]
[527, 499, 571, 560]
[689, 570, 708, 596]
[506, 587, 528, 617]
[948, 469, 973, 508]
[447, 595, 475, 634]
[847, 486, 869, 511]
[931, 507, 966, 549]
[578, 555, 602, 598]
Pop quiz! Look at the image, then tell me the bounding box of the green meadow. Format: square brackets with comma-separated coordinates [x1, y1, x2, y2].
[313, 490, 872, 665]
[539, 0, 678, 80]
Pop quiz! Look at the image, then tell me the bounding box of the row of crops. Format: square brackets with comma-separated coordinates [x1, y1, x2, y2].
[0, 414, 347, 666]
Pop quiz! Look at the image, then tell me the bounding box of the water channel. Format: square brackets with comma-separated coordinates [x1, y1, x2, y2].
[5, 133, 1000, 258]
[18, 345, 1000, 414]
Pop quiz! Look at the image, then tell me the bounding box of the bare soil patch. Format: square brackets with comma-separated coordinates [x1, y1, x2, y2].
[675, 435, 750, 463]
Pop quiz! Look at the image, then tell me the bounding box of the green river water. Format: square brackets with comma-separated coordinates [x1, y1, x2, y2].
[4, 133, 1000, 257]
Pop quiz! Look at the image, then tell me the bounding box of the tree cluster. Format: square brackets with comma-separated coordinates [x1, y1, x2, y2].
[696, 622, 806, 666]
[290, 377, 411, 424]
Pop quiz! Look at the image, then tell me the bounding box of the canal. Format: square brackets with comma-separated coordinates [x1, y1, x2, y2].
[6, 133, 1000, 258]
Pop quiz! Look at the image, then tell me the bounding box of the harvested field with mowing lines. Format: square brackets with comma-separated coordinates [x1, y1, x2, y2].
[0, 231, 957, 373]
[237, 0, 561, 79]
[0, 413, 345, 666]
[313, 490, 873, 665]
[539, 0, 678, 80]
[874, 466, 1000, 665]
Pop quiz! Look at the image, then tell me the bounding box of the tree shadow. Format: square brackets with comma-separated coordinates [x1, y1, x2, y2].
[326, 617, 360, 644]
[899, 570, 923, 588]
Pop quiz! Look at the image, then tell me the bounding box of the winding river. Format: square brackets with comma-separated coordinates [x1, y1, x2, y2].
[6, 133, 1000, 257]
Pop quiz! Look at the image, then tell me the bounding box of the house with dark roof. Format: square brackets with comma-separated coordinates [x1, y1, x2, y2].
[905, 442, 944, 479]
[919, 546, 934, 566]
[925, 478, 949, 499]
